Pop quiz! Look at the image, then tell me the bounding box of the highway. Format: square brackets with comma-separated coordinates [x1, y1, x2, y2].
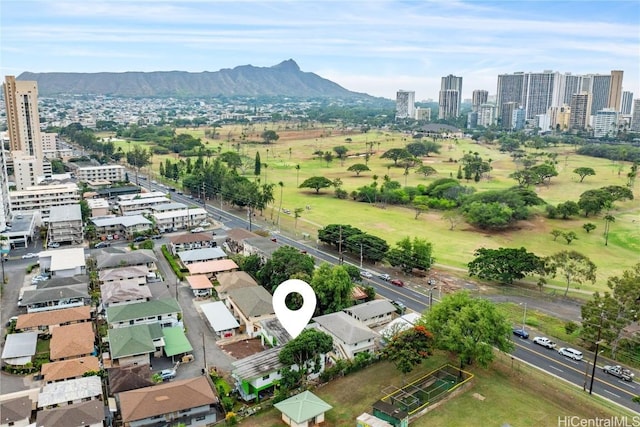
[137, 173, 640, 414]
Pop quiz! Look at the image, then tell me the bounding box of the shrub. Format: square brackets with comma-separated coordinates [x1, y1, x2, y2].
[565, 321, 579, 335]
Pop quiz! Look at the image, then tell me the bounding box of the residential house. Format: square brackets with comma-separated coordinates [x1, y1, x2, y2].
[178, 247, 226, 265]
[214, 271, 258, 300]
[86, 198, 110, 217]
[38, 247, 86, 277]
[379, 313, 422, 344]
[242, 237, 279, 263]
[186, 259, 238, 279]
[185, 275, 214, 298]
[226, 286, 275, 337]
[35, 400, 105, 427]
[107, 324, 163, 367]
[15, 305, 91, 334]
[50, 322, 95, 361]
[200, 301, 240, 339]
[312, 312, 378, 360]
[161, 326, 193, 361]
[343, 300, 397, 328]
[259, 318, 292, 347]
[274, 391, 333, 427]
[0, 396, 33, 427]
[99, 265, 149, 286]
[37, 376, 103, 409]
[169, 232, 215, 254]
[100, 282, 152, 308]
[152, 207, 207, 233]
[91, 215, 152, 239]
[107, 364, 155, 394]
[231, 347, 283, 402]
[19, 284, 90, 313]
[224, 228, 260, 253]
[0, 332, 38, 367]
[41, 356, 101, 383]
[35, 274, 89, 289]
[106, 298, 181, 329]
[47, 204, 83, 245]
[117, 376, 219, 427]
[96, 248, 157, 271]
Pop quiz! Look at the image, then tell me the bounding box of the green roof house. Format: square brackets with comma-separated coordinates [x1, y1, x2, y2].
[107, 324, 163, 367]
[274, 391, 333, 426]
[106, 298, 181, 328]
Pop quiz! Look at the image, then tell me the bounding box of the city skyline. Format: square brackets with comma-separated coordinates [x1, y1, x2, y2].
[1, 1, 638, 100]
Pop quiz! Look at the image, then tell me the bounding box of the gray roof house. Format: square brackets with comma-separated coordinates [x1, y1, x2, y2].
[177, 247, 227, 265]
[312, 311, 378, 360]
[100, 281, 152, 307]
[1, 332, 38, 366]
[38, 376, 103, 408]
[231, 346, 283, 402]
[35, 400, 105, 427]
[343, 299, 397, 327]
[20, 284, 90, 313]
[96, 248, 157, 270]
[0, 396, 33, 427]
[226, 286, 275, 338]
[242, 237, 280, 261]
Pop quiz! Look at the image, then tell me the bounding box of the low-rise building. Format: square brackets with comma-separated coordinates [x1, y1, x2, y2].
[91, 215, 152, 239]
[178, 247, 226, 265]
[99, 265, 149, 286]
[15, 305, 92, 334]
[41, 356, 101, 383]
[35, 400, 105, 427]
[19, 284, 90, 313]
[96, 248, 157, 271]
[343, 300, 397, 328]
[106, 298, 181, 329]
[0, 396, 33, 427]
[37, 376, 103, 409]
[47, 204, 83, 245]
[312, 312, 378, 360]
[50, 322, 95, 361]
[226, 286, 275, 337]
[107, 364, 155, 394]
[100, 281, 152, 308]
[169, 232, 215, 254]
[152, 207, 207, 233]
[85, 198, 110, 217]
[185, 275, 214, 298]
[118, 196, 171, 215]
[200, 301, 240, 339]
[231, 347, 283, 402]
[224, 228, 260, 253]
[77, 164, 125, 183]
[242, 237, 279, 262]
[107, 323, 163, 367]
[214, 271, 258, 301]
[9, 183, 80, 221]
[1, 332, 38, 367]
[186, 259, 238, 279]
[274, 391, 333, 427]
[38, 247, 86, 277]
[117, 376, 219, 427]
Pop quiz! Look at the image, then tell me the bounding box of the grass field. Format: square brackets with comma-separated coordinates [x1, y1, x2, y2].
[101, 124, 639, 292]
[238, 353, 636, 427]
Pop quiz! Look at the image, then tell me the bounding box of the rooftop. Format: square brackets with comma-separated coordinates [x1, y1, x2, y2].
[91, 214, 152, 228]
[41, 356, 100, 382]
[227, 286, 274, 318]
[232, 346, 283, 380]
[0, 396, 32, 424]
[48, 204, 82, 222]
[274, 391, 333, 424]
[187, 259, 238, 275]
[215, 271, 258, 293]
[178, 247, 226, 263]
[50, 322, 95, 360]
[106, 298, 181, 324]
[38, 376, 102, 408]
[16, 305, 91, 330]
[185, 275, 213, 290]
[36, 400, 105, 427]
[201, 301, 240, 333]
[96, 248, 157, 270]
[20, 284, 89, 305]
[108, 324, 156, 359]
[344, 299, 397, 320]
[100, 281, 152, 305]
[313, 311, 378, 345]
[1, 332, 38, 359]
[39, 247, 86, 271]
[170, 232, 214, 244]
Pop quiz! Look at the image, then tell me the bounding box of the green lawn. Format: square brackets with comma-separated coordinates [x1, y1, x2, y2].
[238, 353, 635, 427]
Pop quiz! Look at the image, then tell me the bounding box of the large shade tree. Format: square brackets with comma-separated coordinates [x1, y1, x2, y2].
[299, 176, 333, 193]
[257, 246, 315, 293]
[467, 247, 544, 285]
[544, 251, 597, 297]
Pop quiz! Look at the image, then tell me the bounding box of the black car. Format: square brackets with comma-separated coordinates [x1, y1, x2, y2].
[133, 236, 147, 242]
[513, 328, 529, 339]
[151, 234, 163, 240]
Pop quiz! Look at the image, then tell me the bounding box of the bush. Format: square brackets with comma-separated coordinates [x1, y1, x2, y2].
[221, 396, 234, 412]
[565, 321, 579, 335]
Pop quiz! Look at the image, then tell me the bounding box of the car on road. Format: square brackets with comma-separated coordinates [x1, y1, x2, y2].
[160, 369, 176, 381]
[151, 234, 163, 240]
[512, 328, 529, 339]
[602, 365, 634, 382]
[94, 242, 111, 248]
[22, 253, 38, 259]
[133, 236, 148, 242]
[390, 279, 405, 287]
[378, 273, 391, 281]
[558, 347, 583, 361]
[190, 227, 205, 233]
[47, 242, 60, 248]
[360, 270, 373, 278]
[533, 336, 556, 349]
[391, 300, 406, 313]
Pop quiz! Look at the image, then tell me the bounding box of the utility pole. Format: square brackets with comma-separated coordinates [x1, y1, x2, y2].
[338, 226, 343, 265]
[359, 241, 363, 268]
[589, 313, 604, 395]
[201, 182, 206, 207]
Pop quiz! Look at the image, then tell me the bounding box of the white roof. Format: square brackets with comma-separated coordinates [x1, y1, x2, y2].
[38, 376, 102, 408]
[1, 332, 38, 359]
[178, 247, 226, 263]
[152, 208, 206, 220]
[379, 312, 422, 339]
[118, 191, 166, 201]
[151, 202, 188, 212]
[48, 204, 82, 222]
[92, 215, 151, 228]
[40, 248, 86, 271]
[78, 164, 124, 171]
[201, 301, 240, 332]
[86, 198, 109, 209]
[118, 196, 170, 207]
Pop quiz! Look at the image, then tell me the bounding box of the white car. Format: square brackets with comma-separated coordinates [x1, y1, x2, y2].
[22, 253, 38, 259]
[190, 227, 205, 233]
[199, 221, 211, 227]
[360, 270, 373, 278]
[533, 337, 556, 349]
[47, 242, 60, 248]
[558, 347, 583, 361]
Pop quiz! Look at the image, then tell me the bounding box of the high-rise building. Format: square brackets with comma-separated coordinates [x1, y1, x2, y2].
[621, 91, 633, 115]
[608, 70, 624, 111]
[414, 107, 431, 121]
[496, 73, 525, 118]
[512, 107, 526, 130]
[587, 74, 611, 115]
[477, 104, 497, 127]
[500, 102, 519, 129]
[522, 71, 561, 120]
[569, 92, 591, 130]
[548, 105, 571, 132]
[631, 99, 640, 132]
[471, 90, 488, 112]
[0, 134, 11, 232]
[396, 90, 416, 119]
[562, 74, 587, 105]
[593, 108, 619, 138]
[439, 75, 463, 119]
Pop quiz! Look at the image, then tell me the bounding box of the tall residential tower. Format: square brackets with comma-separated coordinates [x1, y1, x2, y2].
[438, 75, 462, 120]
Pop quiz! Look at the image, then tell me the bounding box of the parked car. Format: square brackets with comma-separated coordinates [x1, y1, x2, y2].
[512, 328, 529, 339]
[558, 347, 583, 361]
[151, 234, 163, 240]
[133, 236, 147, 242]
[390, 279, 405, 287]
[602, 365, 634, 382]
[190, 227, 205, 233]
[378, 273, 391, 281]
[22, 253, 37, 259]
[533, 337, 556, 349]
[47, 242, 60, 248]
[391, 300, 406, 313]
[199, 221, 211, 227]
[360, 270, 373, 278]
[160, 369, 176, 381]
[94, 242, 111, 248]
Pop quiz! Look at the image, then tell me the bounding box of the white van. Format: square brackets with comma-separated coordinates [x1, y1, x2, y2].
[558, 347, 583, 361]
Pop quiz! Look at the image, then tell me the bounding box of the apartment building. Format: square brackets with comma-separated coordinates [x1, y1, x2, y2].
[47, 204, 83, 245]
[395, 90, 415, 119]
[593, 108, 619, 138]
[9, 183, 80, 221]
[152, 207, 207, 233]
[118, 196, 171, 214]
[77, 164, 126, 183]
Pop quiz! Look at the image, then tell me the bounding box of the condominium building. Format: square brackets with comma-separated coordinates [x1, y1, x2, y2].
[40, 133, 58, 152]
[0, 139, 11, 232]
[118, 196, 171, 215]
[471, 90, 488, 112]
[593, 109, 619, 138]
[395, 90, 415, 119]
[587, 74, 612, 115]
[496, 73, 525, 117]
[48, 204, 84, 245]
[569, 92, 591, 130]
[500, 102, 519, 130]
[77, 165, 126, 183]
[548, 105, 571, 131]
[621, 91, 633, 115]
[152, 207, 207, 233]
[631, 99, 640, 132]
[477, 104, 497, 127]
[522, 71, 561, 120]
[608, 70, 624, 111]
[10, 183, 80, 221]
[414, 107, 431, 121]
[438, 75, 463, 119]
[512, 107, 526, 130]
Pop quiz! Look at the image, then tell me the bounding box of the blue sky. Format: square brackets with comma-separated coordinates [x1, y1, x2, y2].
[2, 0, 638, 100]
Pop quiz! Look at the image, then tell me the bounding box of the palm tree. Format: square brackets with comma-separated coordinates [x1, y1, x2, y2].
[603, 214, 615, 246]
[276, 181, 284, 227]
[295, 164, 301, 186]
[294, 207, 304, 231]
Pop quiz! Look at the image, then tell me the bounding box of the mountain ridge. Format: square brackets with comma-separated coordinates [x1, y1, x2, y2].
[17, 59, 374, 99]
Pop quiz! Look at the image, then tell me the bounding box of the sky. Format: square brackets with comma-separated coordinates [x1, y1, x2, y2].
[1, 0, 639, 100]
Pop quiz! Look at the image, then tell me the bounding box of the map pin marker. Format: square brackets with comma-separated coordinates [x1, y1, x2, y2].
[272, 279, 317, 339]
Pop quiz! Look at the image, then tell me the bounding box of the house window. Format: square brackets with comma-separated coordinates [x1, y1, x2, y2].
[195, 415, 206, 421]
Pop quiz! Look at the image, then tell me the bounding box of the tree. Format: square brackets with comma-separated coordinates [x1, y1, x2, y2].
[310, 263, 354, 315]
[545, 251, 596, 297]
[530, 163, 558, 185]
[441, 210, 463, 231]
[383, 325, 434, 374]
[318, 224, 362, 248]
[323, 151, 334, 167]
[412, 202, 429, 220]
[381, 148, 411, 165]
[467, 247, 544, 285]
[257, 246, 315, 293]
[463, 201, 514, 229]
[387, 237, 434, 274]
[278, 329, 332, 387]
[562, 231, 578, 245]
[345, 233, 389, 263]
[573, 167, 596, 183]
[294, 207, 304, 230]
[415, 165, 437, 178]
[333, 146, 348, 166]
[423, 291, 514, 368]
[582, 223, 596, 233]
[551, 229, 563, 241]
[262, 129, 279, 144]
[555, 201, 580, 219]
[254, 152, 261, 176]
[276, 181, 284, 226]
[347, 163, 371, 176]
[603, 214, 615, 246]
[299, 176, 333, 194]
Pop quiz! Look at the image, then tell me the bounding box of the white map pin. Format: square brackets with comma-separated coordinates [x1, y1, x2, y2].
[272, 279, 317, 339]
